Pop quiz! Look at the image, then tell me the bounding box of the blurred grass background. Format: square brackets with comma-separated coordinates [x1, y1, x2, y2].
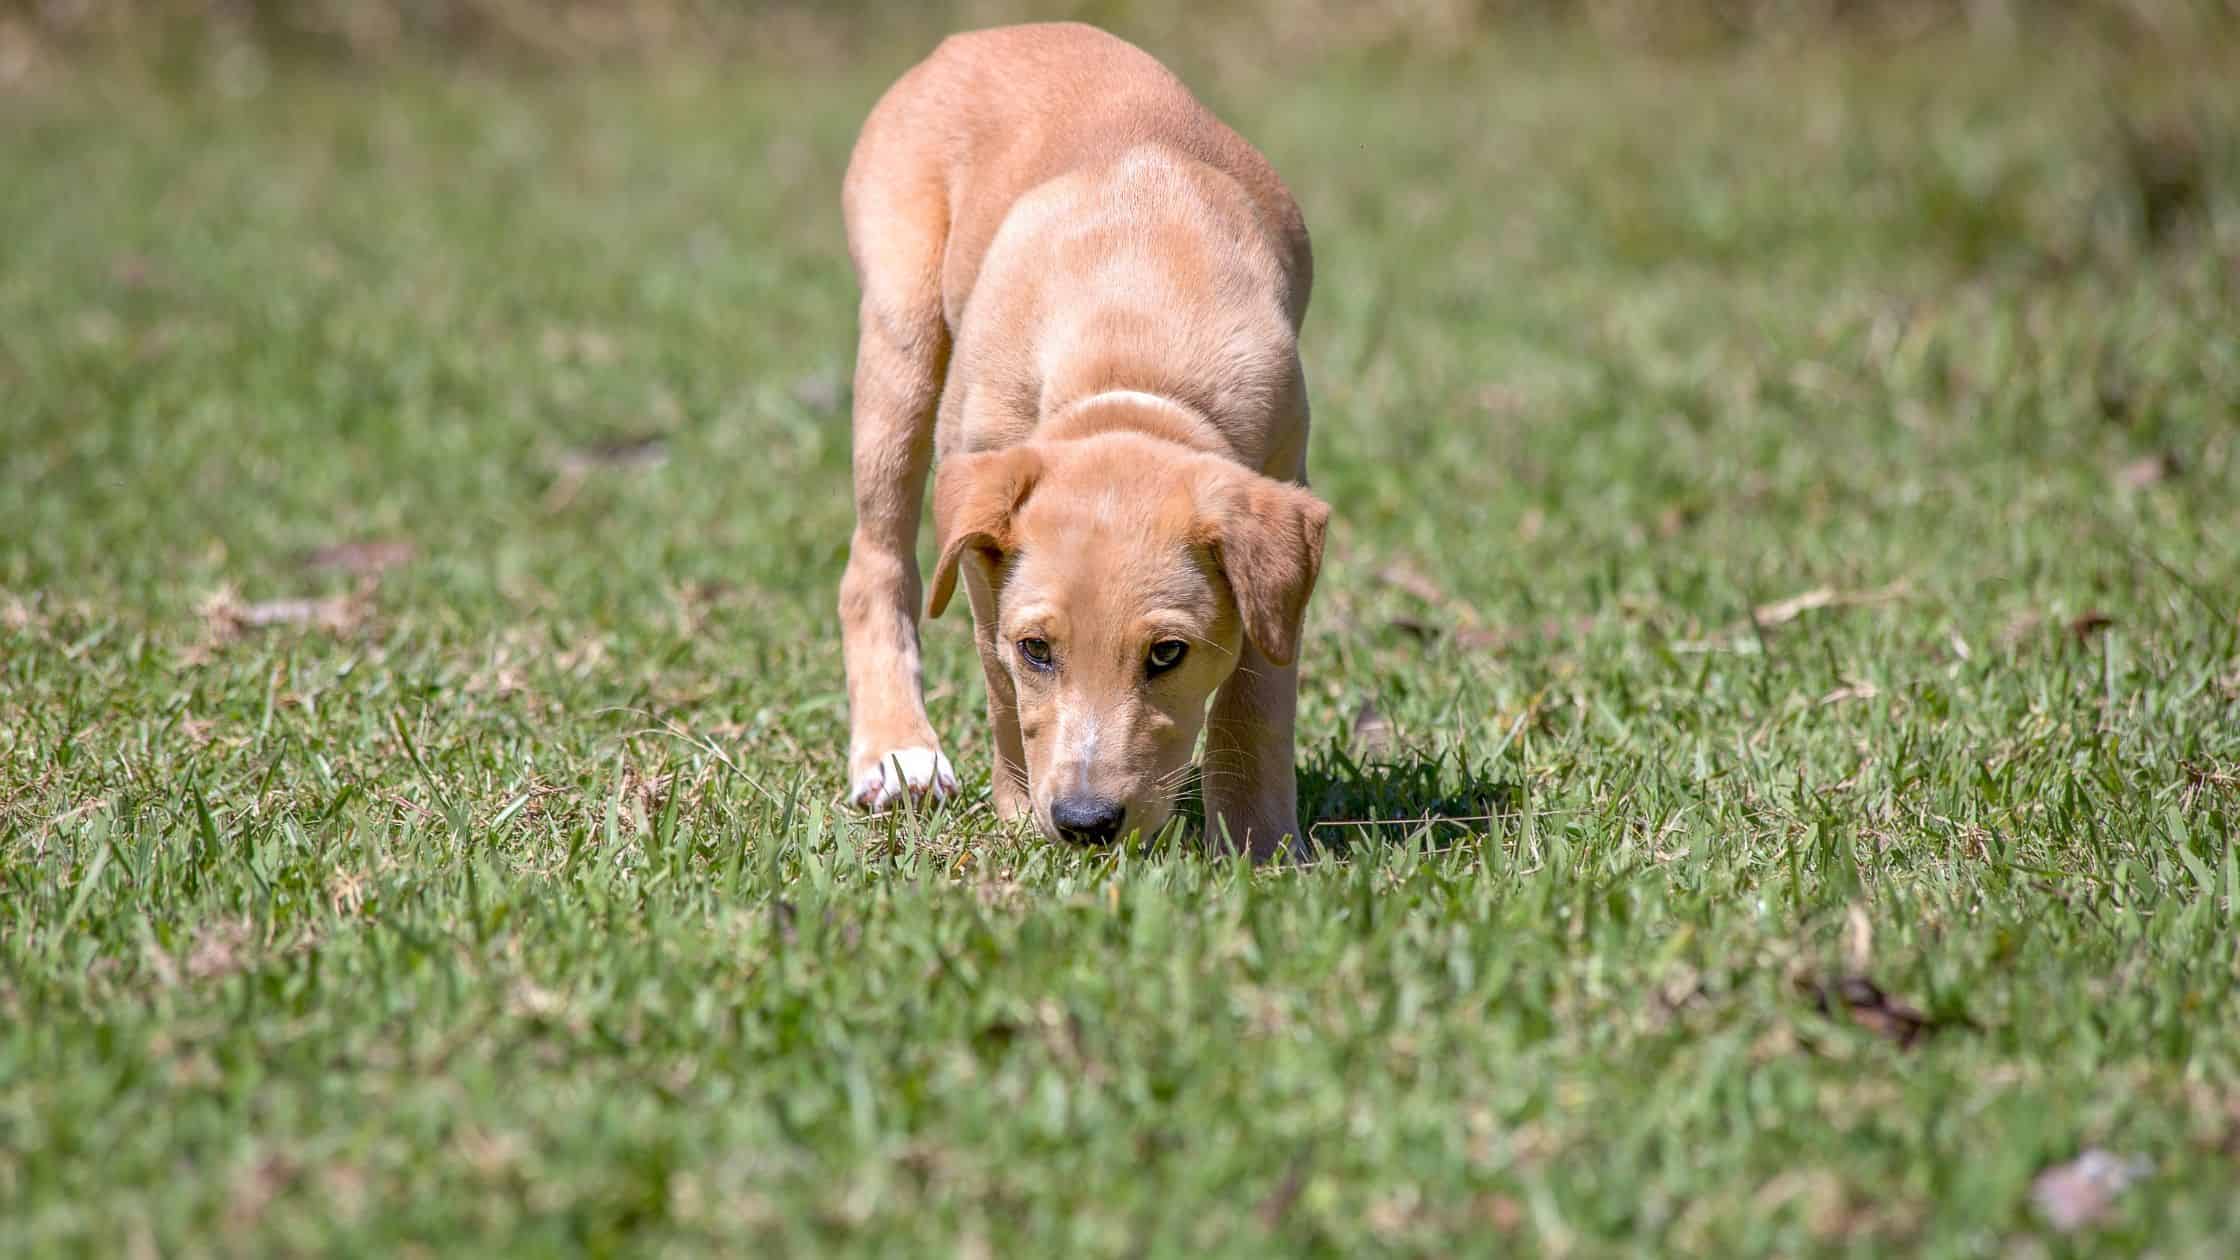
[5, 1, 2239, 1253]
[6, 0, 2239, 76]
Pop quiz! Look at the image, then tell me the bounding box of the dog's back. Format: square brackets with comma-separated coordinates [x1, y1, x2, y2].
[844, 23, 1311, 333]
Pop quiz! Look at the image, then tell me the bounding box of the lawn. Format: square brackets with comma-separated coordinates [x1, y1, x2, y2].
[3, 27, 2238, 1256]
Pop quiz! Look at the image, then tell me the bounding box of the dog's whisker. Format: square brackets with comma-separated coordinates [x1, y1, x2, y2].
[1197, 756, 1259, 773]
[1197, 750, 1264, 772]
[1194, 745, 1256, 762]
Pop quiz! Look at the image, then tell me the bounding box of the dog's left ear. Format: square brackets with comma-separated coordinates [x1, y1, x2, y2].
[1195, 467, 1330, 667]
[927, 446, 1043, 619]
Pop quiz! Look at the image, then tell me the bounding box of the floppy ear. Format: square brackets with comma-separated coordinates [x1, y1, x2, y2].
[1196, 468, 1331, 667]
[926, 446, 1042, 619]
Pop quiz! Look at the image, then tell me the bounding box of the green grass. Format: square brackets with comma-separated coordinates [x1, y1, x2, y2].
[4, 33, 2239, 1256]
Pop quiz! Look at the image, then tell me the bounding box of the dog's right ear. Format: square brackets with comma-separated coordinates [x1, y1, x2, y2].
[926, 446, 1042, 619]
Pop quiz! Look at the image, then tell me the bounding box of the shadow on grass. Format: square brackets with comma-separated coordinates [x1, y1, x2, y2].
[1300, 743, 1522, 856]
[1169, 742, 1520, 858]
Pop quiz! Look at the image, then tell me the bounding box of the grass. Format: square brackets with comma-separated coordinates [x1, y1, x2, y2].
[3, 29, 2239, 1256]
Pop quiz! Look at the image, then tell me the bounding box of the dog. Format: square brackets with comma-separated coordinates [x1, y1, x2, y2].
[838, 22, 1328, 858]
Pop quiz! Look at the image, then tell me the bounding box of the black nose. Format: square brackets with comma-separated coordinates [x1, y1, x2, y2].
[1051, 796, 1126, 845]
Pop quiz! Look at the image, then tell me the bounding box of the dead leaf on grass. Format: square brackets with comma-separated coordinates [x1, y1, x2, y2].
[1819, 681, 1882, 706]
[1035, 999, 1101, 1080]
[1385, 615, 1434, 641]
[1473, 1193, 1525, 1232]
[302, 539, 416, 575]
[2116, 111, 2209, 247]
[197, 581, 374, 643]
[327, 869, 368, 916]
[1376, 562, 1452, 607]
[974, 875, 1025, 913]
[545, 433, 671, 509]
[1754, 587, 1841, 625]
[1653, 965, 1714, 1022]
[238, 596, 360, 629]
[1753, 581, 1910, 628]
[187, 916, 256, 982]
[1843, 904, 1874, 974]
[1255, 1154, 1309, 1229]
[560, 433, 668, 472]
[2069, 611, 2115, 641]
[973, 1017, 1022, 1056]
[2180, 761, 2239, 810]
[1751, 1169, 1854, 1239]
[1350, 698, 1396, 758]
[1797, 974, 1956, 1050]
[2095, 368, 2135, 425]
[227, 1152, 301, 1230]
[2031, 1148, 2150, 1232]
[1254, 1156, 1308, 1228]
[2115, 451, 2181, 490]
[1656, 502, 1702, 539]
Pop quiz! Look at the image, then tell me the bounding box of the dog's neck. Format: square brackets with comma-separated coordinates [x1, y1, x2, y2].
[1041, 388, 1225, 453]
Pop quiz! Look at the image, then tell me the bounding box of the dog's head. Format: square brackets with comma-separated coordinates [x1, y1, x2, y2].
[926, 433, 1328, 845]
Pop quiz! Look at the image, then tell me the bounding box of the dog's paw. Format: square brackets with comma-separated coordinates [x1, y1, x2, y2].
[849, 747, 960, 812]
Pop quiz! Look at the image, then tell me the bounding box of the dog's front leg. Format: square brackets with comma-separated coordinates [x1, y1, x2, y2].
[964, 568, 1031, 823]
[1203, 643, 1305, 861]
[839, 299, 957, 810]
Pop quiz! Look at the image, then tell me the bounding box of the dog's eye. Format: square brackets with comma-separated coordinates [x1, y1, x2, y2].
[1146, 640, 1188, 676]
[1016, 637, 1054, 671]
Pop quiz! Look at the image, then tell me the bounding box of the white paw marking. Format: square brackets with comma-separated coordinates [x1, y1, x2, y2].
[850, 747, 959, 812]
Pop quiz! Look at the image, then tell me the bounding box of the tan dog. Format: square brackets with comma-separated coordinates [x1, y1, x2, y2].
[838, 23, 1328, 857]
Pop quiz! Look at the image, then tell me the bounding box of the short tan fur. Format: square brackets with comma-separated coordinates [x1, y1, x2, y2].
[839, 22, 1328, 857]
